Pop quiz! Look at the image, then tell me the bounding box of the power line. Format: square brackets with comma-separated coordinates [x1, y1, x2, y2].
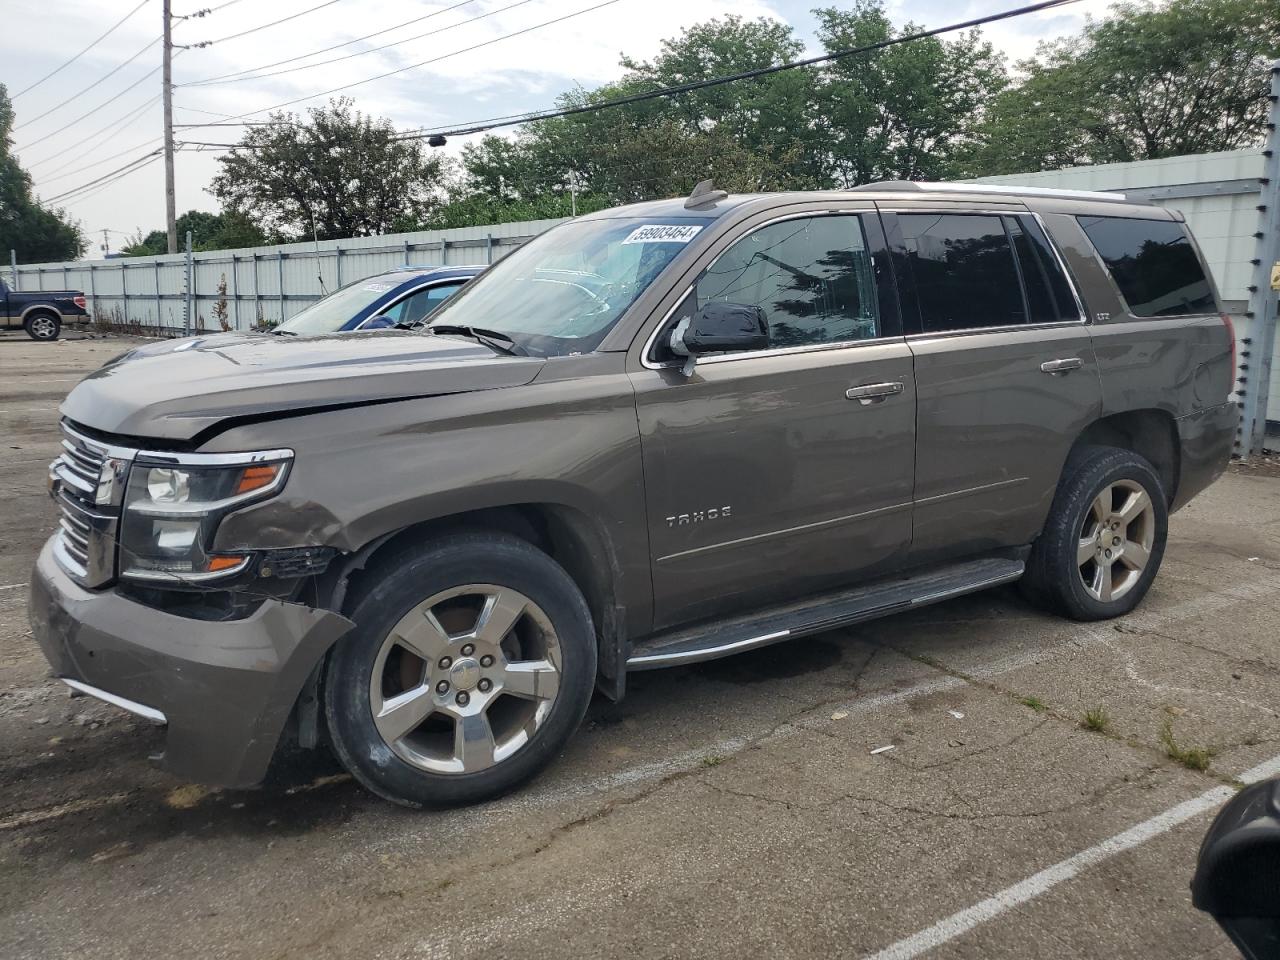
[181, 0, 536, 87]
[181, 0, 479, 86]
[397, 0, 1083, 142]
[41, 149, 165, 205]
[13, 36, 161, 132]
[23, 94, 162, 169]
[176, 0, 626, 126]
[58, 154, 166, 208]
[38, 136, 164, 183]
[178, 0, 346, 48]
[14, 51, 182, 153]
[11, 0, 151, 99]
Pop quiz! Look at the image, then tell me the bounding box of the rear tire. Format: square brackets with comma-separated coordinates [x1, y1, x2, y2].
[1021, 446, 1168, 621]
[324, 532, 596, 808]
[24, 312, 60, 341]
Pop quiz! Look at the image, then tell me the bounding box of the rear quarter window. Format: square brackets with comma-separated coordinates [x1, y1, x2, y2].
[1077, 216, 1216, 317]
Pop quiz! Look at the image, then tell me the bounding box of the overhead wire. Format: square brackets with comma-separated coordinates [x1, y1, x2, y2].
[14, 36, 162, 132]
[11, 0, 151, 99]
[180, 0, 479, 86]
[392, 0, 1084, 141]
[178, 0, 346, 48]
[180, 0, 537, 86]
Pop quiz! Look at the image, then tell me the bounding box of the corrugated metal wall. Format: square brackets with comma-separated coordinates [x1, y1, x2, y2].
[10, 218, 567, 331]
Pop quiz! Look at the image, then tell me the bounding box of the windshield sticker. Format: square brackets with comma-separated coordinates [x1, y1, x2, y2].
[621, 224, 703, 245]
[362, 282, 393, 292]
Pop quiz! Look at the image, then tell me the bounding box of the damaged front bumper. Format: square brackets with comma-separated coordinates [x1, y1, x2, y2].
[28, 536, 354, 788]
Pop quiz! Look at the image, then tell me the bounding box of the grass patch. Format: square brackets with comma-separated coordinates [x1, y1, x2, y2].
[1081, 705, 1112, 734]
[701, 754, 726, 768]
[1019, 696, 1047, 712]
[1160, 719, 1213, 772]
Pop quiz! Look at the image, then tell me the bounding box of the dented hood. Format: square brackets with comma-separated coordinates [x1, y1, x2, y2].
[61, 330, 543, 441]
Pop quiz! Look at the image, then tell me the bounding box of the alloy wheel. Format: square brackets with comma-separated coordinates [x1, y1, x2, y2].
[1077, 479, 1156, 603]
[29, 316, 57, 340]
[368, 584, 562, 774]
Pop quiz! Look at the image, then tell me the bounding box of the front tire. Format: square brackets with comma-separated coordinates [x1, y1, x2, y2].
[1022, 446, 1168, 621]
[324, 532, 596, 807]
[24, 312, 60, 341]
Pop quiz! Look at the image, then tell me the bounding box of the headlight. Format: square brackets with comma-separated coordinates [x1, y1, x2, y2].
[119, 451, 292, 582]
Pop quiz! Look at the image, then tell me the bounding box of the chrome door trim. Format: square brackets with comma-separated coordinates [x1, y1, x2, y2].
[913, 476, 1029, 506]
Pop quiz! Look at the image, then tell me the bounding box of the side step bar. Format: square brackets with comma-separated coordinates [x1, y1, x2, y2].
[626, 556, 1024, 671]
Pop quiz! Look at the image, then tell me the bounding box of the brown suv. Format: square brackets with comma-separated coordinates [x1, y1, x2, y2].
[29, 182, 1236, 807]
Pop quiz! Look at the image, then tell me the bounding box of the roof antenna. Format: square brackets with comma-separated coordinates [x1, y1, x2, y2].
[685, 179, 728, 210]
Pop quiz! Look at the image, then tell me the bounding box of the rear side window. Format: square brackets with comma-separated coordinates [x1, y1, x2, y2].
[1007, 216, 1078, 324]
[1077, 216, 1216, 317]
[894, 214, 1026, 332]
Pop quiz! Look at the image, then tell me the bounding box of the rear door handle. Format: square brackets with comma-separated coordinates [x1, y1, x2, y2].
[845, 381, 905, 404]
[1040, 358, 1084, 375]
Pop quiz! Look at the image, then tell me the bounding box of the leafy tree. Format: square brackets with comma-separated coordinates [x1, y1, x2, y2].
[0, 84, 84, 264]
[962, 0, 1280, 175]
[122, 209, 266, 256]
[813, 3, 1007, 184]
[210, 97, 451, 240]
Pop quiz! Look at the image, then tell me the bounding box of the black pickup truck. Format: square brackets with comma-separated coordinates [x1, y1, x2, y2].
[1, 279, 88, 341]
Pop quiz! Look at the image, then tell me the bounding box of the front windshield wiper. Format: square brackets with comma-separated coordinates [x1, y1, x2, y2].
[270, 327, 298, 336]
[427, 324, 528, 357]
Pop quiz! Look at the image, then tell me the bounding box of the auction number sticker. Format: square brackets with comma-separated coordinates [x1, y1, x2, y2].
[362, 282, 393, 292]
[621, 224, 704, 245]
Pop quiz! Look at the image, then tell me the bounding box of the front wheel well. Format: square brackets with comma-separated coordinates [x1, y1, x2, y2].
[1070, 410, 1179, 504]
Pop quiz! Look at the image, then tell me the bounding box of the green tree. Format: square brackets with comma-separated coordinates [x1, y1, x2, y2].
[210, 97, 451, 240]
[813, 2, 1007, 184]
[122, 209, 267, 256]
[963, 0, 1280, 175]
[0, 84, 84, 264]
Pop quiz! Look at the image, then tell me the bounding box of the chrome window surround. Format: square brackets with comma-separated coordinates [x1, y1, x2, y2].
[49, 422, 294, 587]
[640, 210, 891, 371]
[639, 208, 1091, 370]
[876, 208, 1090, 331]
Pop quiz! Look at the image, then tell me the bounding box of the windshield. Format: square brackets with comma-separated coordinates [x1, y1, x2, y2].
[428, 217, 712, 356]
[276, 277, 402, 335]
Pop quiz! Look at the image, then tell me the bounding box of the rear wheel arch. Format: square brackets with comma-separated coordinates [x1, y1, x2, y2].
[1069, 409, 1179, 505]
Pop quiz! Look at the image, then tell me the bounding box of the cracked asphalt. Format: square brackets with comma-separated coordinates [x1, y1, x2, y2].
[3, 332, 1279, 959]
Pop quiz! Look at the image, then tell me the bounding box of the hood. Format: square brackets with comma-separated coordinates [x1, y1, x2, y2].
[62, 330, 543, 441]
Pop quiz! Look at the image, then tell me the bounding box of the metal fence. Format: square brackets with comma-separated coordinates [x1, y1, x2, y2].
[8, 217, 567, 333]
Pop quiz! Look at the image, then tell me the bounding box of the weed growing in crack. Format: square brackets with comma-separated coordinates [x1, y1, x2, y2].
[1020, 696, 1047, 712]
[1082, 705, 1112, 734]
[1160, 719, 1213, 772]
[701, 755, 726, 767]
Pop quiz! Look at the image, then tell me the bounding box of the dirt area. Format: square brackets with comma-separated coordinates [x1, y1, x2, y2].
[2, 331, 1278, 960]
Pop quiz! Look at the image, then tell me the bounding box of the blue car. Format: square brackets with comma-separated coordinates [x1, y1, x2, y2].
[274, 265, 484, 336]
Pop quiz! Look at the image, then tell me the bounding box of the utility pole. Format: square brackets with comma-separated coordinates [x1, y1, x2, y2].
[162, 0, 177, 255]
[100, 228, 111, 257]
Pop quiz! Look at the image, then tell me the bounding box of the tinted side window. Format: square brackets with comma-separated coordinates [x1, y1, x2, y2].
[1007, 216, 1078, 324]
[895, 214, 1025, 332]
[695, 215, 879, 348]
[1077, 216, 1216, 317]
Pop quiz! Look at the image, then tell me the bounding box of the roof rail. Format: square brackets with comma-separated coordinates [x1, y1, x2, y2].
[850, 180, 1134, 203]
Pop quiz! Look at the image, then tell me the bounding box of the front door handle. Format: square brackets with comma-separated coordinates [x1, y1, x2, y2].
[1041, 357, 1084, 375]
[845, 381, 905, 404]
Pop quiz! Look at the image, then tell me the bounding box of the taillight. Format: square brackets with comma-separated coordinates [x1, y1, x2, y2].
[73, 295, 87, 310]
[1222, 313, 1236, 389]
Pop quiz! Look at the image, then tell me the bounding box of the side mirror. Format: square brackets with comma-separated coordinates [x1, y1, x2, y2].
[1192, 777, 1280, 959]
[670, 301, 769, 375]
[363, 314, 396, 330]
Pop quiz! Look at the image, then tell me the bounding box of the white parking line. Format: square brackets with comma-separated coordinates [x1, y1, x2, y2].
[863, 753, 1280, 960]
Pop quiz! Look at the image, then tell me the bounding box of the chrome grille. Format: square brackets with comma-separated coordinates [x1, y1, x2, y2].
[50, 423, 135, 587]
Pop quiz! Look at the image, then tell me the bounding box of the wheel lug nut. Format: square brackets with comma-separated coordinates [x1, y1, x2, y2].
[461, 644, 475, 657]
[438, 656, 452, 669]
[436, 680, 449, 694]
[1105, 549, 1112, 559]
[478, 678, 492, 692]
[456, 692, 470, 706]
[480, 655, 494, 668]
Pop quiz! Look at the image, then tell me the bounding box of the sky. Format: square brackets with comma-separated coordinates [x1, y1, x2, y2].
[2, 0, 1114, 259]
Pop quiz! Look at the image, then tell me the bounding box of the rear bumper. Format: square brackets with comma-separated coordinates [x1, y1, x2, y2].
[28, 537, 353, 788]
[1172, 400, 1238, 512]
